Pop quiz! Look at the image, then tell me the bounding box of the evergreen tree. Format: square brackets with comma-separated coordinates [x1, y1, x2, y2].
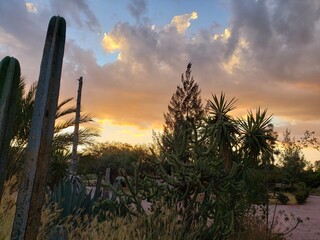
[280, 130, 307, 187]
[162, 63, 204, 163]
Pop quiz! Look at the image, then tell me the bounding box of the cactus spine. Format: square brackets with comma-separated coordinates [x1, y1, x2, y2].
[0, 56, 21, 199]
[12, 16, 66, 240]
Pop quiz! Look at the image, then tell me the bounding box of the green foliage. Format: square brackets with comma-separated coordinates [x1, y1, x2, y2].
[276, 193, 289, 205]
[4, 78, 98, 184]
[206, 93, 238, 172]
[5, 80, 36, 184]
[53, 97, 99, 152]
[41, 65, 277, 239]
[92, 198, 129, 222]
[238, 109, 275, 167]
[294, 182, 309, 204]
[294, 192, 307, 204]
[80, 142, 147, 182]
[49, 177, 95, 221]
[162, 63, 204, 164]
[145, 91, 275, 238]
[280, 130, 307, 187]
[164, 62, 204, 132]
[47, 150, 70, 191]
[300, 168, 320, 189]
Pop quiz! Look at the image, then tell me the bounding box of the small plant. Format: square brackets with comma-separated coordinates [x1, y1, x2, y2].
[294, 182, 309, 204]
[276, 193, 289, 205]
[295, 190, 309, 204]
[49, 177, 95, 221]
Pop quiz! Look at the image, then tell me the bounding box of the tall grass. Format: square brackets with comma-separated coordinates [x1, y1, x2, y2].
[38, 204, 286, 240]
[40, 203, 188, 240]
[0, 177, 17, 240]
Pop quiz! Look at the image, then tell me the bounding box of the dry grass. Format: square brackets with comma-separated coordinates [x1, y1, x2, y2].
[38, 202, 288, 240]
[0, 177, 17, 240]
[39, 204, 187, 240]
[233, 213, 285, 240]
[0, 179, 294, 239]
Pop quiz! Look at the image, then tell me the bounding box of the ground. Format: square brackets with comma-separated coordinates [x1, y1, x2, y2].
[269, 195, 320, 240]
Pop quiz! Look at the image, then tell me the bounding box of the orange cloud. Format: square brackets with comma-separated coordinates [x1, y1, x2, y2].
[102, 32, 122, 53]
[169, 11, 198, 34]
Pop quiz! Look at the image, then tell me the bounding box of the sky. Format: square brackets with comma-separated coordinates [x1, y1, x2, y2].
[0, 0, 320, 162]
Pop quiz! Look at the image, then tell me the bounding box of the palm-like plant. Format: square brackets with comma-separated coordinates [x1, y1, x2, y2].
[206, 93, 239, 172]
[238, 108, 275, 167]
[12, 79, 36, 146]
[53, 97, 98, 152]
[47, 149, 70, 190]
[7, 79, 98, 181]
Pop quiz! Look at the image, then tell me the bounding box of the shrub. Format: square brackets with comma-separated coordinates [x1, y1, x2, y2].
[294, 182, 309, 204]
[277, 193, 289, 205]
[295, 191, 308, 204]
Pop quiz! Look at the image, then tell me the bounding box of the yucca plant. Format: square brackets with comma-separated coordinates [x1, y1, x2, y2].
[206, 93, 239, 173]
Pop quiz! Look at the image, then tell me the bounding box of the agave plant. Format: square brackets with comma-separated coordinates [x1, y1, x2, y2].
[49, 177, 94, 221]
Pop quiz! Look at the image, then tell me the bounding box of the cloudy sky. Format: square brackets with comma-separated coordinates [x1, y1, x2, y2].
[1, 0, 320, 161]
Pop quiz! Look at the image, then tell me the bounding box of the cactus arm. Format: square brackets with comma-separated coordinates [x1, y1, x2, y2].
[12, 16, 66, 240]
[0, 56, 21, 199]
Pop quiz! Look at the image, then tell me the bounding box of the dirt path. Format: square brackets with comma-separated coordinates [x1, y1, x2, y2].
[268, 195, 320, 240]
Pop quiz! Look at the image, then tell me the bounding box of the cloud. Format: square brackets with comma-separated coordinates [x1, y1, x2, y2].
[25, 2, 37, 13]
[127, 0, 147, 23]
[80, 1, 320, 133]
[49, 0, 100, 32]
[228, 0, 320, 82]
[102, 32, 122, 53]
[1, 0, 319, 146]
[0, 0, 50, 83]
[169, 11, 198, 34]
[0, 0, 102, 82]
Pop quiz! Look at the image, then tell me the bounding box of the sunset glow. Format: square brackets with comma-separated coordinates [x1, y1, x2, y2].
[1, 0, 319, 161]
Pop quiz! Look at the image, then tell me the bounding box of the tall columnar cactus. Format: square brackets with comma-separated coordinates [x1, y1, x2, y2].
[12, 16, 66, 240]
[69, 76, 83, 175]
[0, 56, 21, 199]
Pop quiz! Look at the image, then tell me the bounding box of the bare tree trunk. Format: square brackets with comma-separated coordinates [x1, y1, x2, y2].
[69, 77, 83, 175]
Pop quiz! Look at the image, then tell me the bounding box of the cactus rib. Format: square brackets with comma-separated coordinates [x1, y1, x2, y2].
[12, 16, 66, 240]
[0, 56, 21, 199]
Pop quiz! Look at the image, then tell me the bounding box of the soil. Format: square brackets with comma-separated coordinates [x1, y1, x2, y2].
[269, 195, 320, 240]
